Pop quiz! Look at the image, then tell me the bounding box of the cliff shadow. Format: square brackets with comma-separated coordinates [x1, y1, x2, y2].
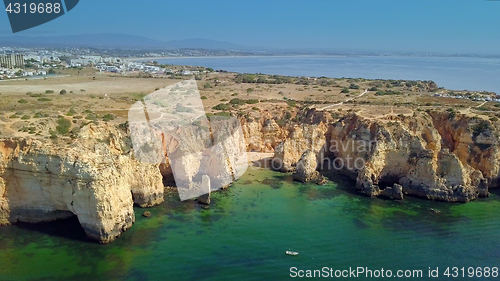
[490, 188, 500, 197]
[15, 215, 91, 242]
[319, 169, 361, 196]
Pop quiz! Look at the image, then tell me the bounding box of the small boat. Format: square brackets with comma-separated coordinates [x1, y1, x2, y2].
[430, 208, 441, 214]
[286, 251, 299, 256]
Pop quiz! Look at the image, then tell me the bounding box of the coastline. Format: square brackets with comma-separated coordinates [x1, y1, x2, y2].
[126, 55, 500, 94]
[127, 53, 500, 62]
[127, 54, 347, 62]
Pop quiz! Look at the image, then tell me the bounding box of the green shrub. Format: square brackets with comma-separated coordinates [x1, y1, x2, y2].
[175, 103, 192, 113]
[341, 88, 350, 93]
[102, 113, 116, 121]
[276, 119, 287, 126]
[86, 114, 98, 121]
[34, 112, 48, 118]
[472, 120, 492, 136]
[229, 98, 246, 105]
[38, 98, 52, 102]
[215, 112, 231, 117]
[60, 89, 67, 95]
[21, 115, 30, 120]
[375, 90, 402, 96]
[56, 117, 71, 134]
[45, 90, 54, 94]
[203, 83, 212, 89]
[212, 103, 230, 111]
[200, 96, 208, 100]
[18, 99, 28, 104]
[245, 99, 259, 104]
[67, 108, 77, 116]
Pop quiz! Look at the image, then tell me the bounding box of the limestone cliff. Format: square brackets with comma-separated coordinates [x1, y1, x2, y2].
[272, 123, 328, 172]
[264, 108, 499, 203]
[293, 149, 326, 184]
[3, 106, 499, 244]
[241, 116, 288, 153]
[0, 123, 164, 243]
[324, 112, 497, 202]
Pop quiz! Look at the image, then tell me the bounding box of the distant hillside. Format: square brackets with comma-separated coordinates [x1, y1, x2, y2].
[0, 33, 254, 50]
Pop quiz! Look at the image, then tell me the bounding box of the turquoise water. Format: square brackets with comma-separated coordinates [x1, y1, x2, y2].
[153, 56, 500, 94]
[0, 168, 499, 280]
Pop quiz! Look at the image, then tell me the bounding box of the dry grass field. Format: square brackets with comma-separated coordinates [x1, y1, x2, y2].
[0, 67, 497, 139]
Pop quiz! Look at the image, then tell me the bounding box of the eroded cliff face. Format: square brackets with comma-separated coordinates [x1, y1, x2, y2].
[273, 123, 328, 172]
[240, 109, 333, 155]
[241, 116, 288, 153]
[0, 123, 164, 243]
[325, 112, 498, 202]
[264, 109, 499, 203]
[2, 107, 499, 243]
[154, 116, 248, 200]
[241, 109, 331, 172]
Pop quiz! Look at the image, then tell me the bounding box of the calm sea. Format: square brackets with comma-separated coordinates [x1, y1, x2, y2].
[154, 56, 500, 94]
[1, 169, 499, 280]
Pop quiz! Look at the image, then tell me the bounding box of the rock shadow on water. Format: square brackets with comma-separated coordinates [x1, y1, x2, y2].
[14, 215, 91, 243]
[261, 177, 284, 189]
[489, 188, 500, 198]
[297, 184, 342, 201]
[124, 269, 151, 281]
[352, 218, 370, 230]
[380, 210, 460, 238]
[200, 212, 223, 224]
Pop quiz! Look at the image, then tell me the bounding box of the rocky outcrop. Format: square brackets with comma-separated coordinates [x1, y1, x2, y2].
[0, 123, 164, 243]
[152, 116, 248, 201]
[293, 150, 326, 184]
[241, 117, 288, 153]
[272, 123, 328, 172]
[380, 184, 404, 200]
[197, 175, 211, 205]
[258, 107, 499, 203]
[325, 112, 499, 202]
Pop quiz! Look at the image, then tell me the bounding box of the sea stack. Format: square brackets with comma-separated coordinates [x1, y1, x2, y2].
[198, 175, 211, 205]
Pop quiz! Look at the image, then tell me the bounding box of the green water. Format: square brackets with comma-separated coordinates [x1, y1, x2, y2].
[1, 168, 499, 281]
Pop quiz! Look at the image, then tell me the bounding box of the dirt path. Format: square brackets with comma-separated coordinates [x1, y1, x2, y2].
[318, 89, 368, 111]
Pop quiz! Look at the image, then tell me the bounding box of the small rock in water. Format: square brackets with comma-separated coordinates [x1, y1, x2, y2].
[142, 211, 151, 217]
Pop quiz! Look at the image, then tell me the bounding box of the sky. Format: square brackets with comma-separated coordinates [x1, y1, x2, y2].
[1, 0, 499, 54]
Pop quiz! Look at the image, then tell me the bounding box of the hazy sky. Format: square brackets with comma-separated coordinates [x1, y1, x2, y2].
[1, 0, 499, 54]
